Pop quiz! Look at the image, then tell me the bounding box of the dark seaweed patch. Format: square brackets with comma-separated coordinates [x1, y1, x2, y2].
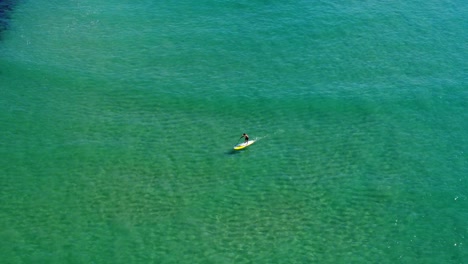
[0, 0, 17, 38]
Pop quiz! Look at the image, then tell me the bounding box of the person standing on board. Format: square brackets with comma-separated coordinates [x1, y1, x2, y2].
[241, 133, 249, 143]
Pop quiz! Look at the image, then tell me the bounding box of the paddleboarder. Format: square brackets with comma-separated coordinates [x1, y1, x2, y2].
[241, 133, 249, 143]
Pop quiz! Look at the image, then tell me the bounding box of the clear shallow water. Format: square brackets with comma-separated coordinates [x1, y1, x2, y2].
[1, 0, 467, 263]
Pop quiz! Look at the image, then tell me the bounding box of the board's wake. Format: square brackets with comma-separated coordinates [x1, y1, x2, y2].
[255, 129, 282, 142]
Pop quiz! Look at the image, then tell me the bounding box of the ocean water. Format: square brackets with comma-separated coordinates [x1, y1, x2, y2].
[1, 0, 466, 263]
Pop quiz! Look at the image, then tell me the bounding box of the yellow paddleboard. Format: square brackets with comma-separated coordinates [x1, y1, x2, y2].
[233, 140, 256, 150]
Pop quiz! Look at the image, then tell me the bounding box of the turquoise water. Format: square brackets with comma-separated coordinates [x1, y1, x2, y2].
[1, 0, 467, 263]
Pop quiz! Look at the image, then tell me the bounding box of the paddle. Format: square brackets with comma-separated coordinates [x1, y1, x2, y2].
[234, 136, 242, 146]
